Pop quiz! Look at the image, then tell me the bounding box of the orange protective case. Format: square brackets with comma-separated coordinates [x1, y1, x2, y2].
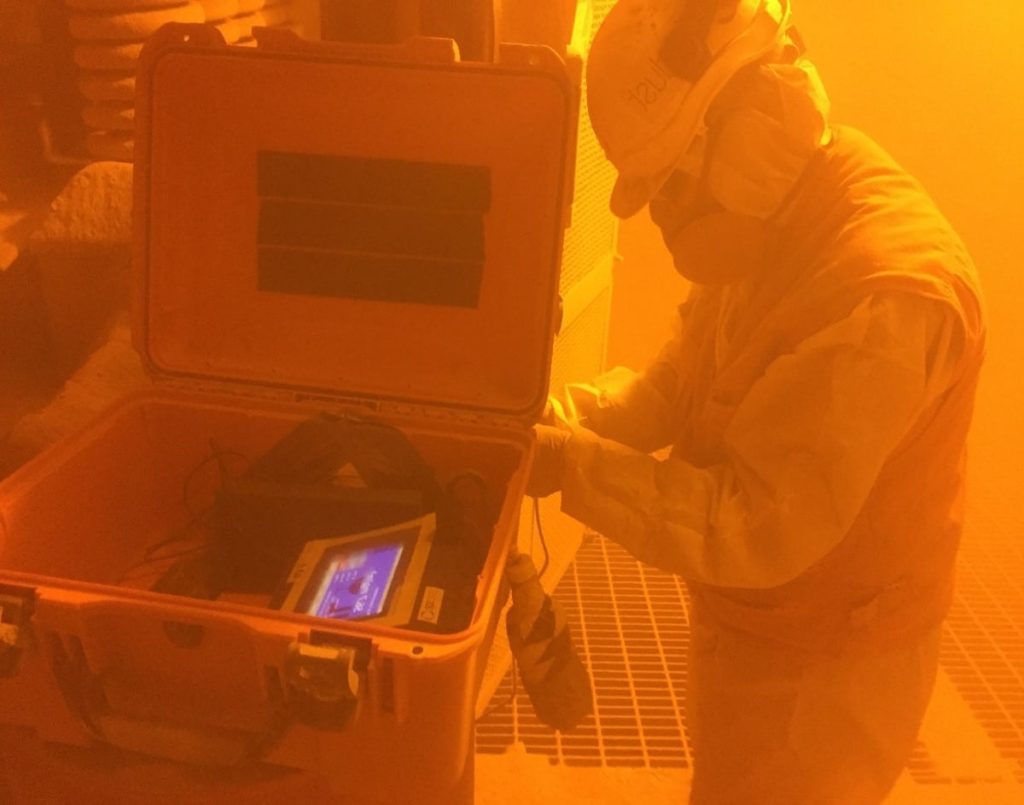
[0, 25, 574, 804]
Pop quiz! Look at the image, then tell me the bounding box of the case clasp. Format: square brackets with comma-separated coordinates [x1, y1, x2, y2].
[0, 584, 36, 678]
[285, 633, 371, 730]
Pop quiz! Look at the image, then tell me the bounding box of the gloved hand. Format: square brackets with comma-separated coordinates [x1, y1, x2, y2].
[525, 425, 571, 498]
[538, 394, 578, 428]
[559, 366, 673, 452]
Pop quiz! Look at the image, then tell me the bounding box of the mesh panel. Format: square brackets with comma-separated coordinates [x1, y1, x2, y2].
[559, 107, 617, 294]
[549, 288, 611, 397]
[557, 0, 618, 296]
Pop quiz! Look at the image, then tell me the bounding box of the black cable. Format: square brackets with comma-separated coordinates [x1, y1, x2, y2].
[119, 442, 249, 586]
[532, 496, 550, 579]
[182, 440, 250, 520]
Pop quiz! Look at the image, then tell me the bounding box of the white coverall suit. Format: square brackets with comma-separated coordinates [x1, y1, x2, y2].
[552, 126, 986, 803]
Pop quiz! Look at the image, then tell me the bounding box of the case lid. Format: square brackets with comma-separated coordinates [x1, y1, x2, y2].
[133, 27, 574, 423]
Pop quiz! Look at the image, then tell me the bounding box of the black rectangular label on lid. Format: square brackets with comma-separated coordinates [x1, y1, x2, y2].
[256, 152, 491, 308]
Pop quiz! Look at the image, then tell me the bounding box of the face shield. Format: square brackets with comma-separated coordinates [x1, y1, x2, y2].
[704, 58, 831, 220]
[648, 55, 831, 239]
[646, 57, 832, 286]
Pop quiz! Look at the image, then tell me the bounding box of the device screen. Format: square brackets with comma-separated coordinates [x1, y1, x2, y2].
[306, 541, 406, 620]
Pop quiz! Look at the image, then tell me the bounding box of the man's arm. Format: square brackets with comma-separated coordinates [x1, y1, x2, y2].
[556, 293, 963, 588]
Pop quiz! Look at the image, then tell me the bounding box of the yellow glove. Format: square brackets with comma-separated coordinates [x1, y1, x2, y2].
[541, 368, 642, 434]
[539, 394, 578, 428]
[564, 366, 639, 428]
[559, 367, 674, 452]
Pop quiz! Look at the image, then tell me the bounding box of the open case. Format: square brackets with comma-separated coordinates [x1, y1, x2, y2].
[0, 24, 574, 804]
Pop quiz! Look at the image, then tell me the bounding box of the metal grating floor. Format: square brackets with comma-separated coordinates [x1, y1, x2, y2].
[937, 505, 1024, 784]
[477, 533, 694, 769]
[476, 529, 1024, 792]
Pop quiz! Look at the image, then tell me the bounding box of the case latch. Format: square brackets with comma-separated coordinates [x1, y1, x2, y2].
[285, 633, 371, 730]
[0, 584, 35, 678]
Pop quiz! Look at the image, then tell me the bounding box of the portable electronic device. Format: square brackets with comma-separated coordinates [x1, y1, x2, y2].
[275, 514, 440, 627]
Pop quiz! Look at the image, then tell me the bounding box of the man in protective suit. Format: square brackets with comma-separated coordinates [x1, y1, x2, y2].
[527, 1, 986, 802]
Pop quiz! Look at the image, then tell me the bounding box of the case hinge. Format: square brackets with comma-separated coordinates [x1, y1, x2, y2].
[158, 377, 382, 417]
[292, 391, 381, 417]
[159, 375, 298, 404]
[381, 401, 524, 431]
[0, 584, 36, 678]
[158, 377, 525, 428]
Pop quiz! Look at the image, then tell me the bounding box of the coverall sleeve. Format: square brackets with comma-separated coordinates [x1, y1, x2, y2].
[558, 293, 963, 589]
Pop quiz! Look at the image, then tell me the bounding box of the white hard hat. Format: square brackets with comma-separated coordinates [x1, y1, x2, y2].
[587, 0, 792, 219]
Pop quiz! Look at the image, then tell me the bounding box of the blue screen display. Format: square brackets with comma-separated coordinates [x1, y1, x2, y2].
[309, 542, 405, 620]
